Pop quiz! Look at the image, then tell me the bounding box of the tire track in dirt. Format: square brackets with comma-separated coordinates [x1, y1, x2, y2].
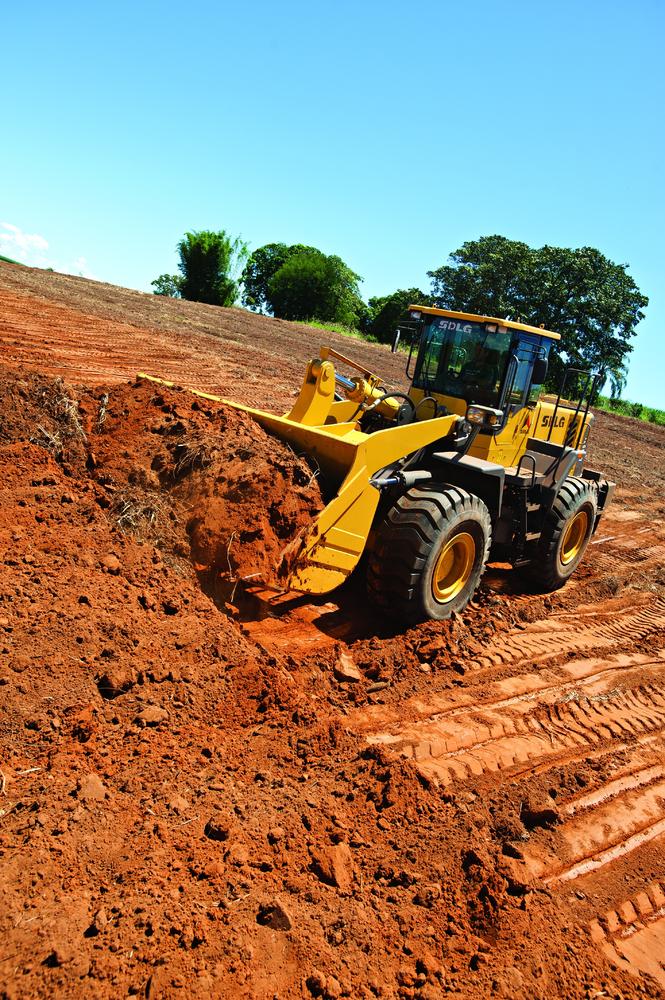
[589, 882, 665, 990]
[353, 507, 665, 993]
[465, 596, 665, 672]
[364, 649, 665, 783]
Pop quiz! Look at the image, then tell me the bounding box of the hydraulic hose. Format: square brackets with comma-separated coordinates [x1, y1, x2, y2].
[370, 469, 432, 490]
[351, 390, 417, 423]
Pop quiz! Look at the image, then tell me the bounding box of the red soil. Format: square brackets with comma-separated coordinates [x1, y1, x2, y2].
[1, 264, 665, 1000]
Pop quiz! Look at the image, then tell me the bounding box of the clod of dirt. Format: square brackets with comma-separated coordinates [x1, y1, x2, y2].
[88, 379, 324, 595]
[309, 843, 354, 892]
[77, 774, 108, 802]
[519, 801, 560, 831]
[333, 651, 362, 683]
[135, 705, 168, 727]
[256, 901, 292, 931]
[96, 665, 137, 699]
[204, 816, 233, 842]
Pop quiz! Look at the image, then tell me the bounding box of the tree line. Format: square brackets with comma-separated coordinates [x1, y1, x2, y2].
[152, 231, 648, 396]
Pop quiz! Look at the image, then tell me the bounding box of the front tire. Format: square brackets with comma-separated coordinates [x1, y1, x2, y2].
[523, 477, 597, 591]
[367, 484, 492, 623]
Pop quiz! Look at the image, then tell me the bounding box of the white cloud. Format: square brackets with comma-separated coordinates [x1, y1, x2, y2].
[0, 221, 50, 265]
[0, 221, 99, 279]
[69, 255, 99, 280]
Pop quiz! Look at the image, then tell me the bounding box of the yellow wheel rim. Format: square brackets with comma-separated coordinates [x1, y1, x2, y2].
[560, 509, 589, 565]
[432, 531, 475, 603]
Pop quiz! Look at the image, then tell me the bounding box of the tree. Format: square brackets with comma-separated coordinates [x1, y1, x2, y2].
[428, 236, 648, 396]
[151, 273, 182, 297]
[267, 250, 364, 326]
[241, 243, 318, 312]
[178, 230, 248, 306]
[152, 230, 248, 306]
[366, 287, 432, 343]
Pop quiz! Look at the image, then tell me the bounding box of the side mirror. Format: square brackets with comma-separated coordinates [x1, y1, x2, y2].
[532, 357, 548, 385]
[391, 328, 401, 353]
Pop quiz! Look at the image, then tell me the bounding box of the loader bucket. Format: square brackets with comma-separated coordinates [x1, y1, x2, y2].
[138, 358, 459, 596]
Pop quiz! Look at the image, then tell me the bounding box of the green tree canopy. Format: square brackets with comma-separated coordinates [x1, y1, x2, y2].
[366, 287, 432, 343]
[151, 273, 182, 297]
[152, 230, 248, 306]
[267, 250, 363, 326]
[427, 235, 648, 396]
[177, 230, 248, 306]
[241, 243, 318, 312]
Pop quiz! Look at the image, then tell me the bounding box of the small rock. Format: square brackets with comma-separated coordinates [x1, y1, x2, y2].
[520, 802, 560, 831]
[168, 794, 189, 815]
[310, 843, 354, 892]
[97, 665, 136, 699]
[134, 705, 168, 727]
[256, 901, 292, 931]
[204, 816, 232, 842]
[11, 654, 30, 673]
[333, 652, 361, 683]
[60, 492, 75, 504]
[503, 966, 524, 992]
[77, 773, 108, 802]
[417, 949, 443, 978]
[324, 975, 342, 999]
[100, 554, 121, 575]
[225, 842, 250, 866]
[305, 969, 327, 997]
[268, 826, 285, 845]
[413, 882, 443, 907]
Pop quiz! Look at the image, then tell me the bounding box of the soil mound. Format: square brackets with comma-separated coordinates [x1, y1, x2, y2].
[0, 371, 323, 597]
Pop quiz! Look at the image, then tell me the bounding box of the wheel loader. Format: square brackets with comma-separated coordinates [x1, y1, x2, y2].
[141, 306, 615, 623]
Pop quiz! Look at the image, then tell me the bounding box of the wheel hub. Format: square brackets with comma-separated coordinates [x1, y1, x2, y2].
[432, 531, 475, 603]
[561, 509, 589, 565]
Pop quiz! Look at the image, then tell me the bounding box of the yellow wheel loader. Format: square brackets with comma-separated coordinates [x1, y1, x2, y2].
[142, 306, 615, 623]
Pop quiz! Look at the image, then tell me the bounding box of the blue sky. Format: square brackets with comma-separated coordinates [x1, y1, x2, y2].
[3, 0, 663, 406]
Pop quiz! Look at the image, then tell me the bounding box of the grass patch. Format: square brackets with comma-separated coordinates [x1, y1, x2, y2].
[595, 394, 665, 426]
[0, 254, 23, 266]
[294, 319, 411, 353]
[295, 319, 381, 344]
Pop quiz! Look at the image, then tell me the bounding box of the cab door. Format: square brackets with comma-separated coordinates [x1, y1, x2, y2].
[470, 334, 550, 467]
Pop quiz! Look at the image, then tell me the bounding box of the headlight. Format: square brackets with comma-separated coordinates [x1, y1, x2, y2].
[466, 405, 504, 428]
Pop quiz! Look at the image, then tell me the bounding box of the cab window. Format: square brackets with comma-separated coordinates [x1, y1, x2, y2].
[413, 318, 512, 407]
[504, 335, 551, 407]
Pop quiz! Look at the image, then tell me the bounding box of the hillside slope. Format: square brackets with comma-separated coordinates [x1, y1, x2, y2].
[0, 263, 406, 408]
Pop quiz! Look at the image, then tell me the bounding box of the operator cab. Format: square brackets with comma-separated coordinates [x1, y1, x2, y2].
[403, 307, 558, 427]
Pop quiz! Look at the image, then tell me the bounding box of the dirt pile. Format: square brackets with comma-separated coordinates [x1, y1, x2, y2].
[0, 371, 323, 597]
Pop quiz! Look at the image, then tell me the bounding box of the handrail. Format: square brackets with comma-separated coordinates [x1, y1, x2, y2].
[515, 452, 537, 488]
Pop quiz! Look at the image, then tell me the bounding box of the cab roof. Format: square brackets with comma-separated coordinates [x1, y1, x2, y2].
[407, 305, 561, 342]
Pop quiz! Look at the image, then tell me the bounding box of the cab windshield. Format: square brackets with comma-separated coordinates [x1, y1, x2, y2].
[413, 318, 511, 407]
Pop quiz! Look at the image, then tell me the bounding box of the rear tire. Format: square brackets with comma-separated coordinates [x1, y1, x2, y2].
[367, 484, 492, 623]
[522, 477, 597, 591]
